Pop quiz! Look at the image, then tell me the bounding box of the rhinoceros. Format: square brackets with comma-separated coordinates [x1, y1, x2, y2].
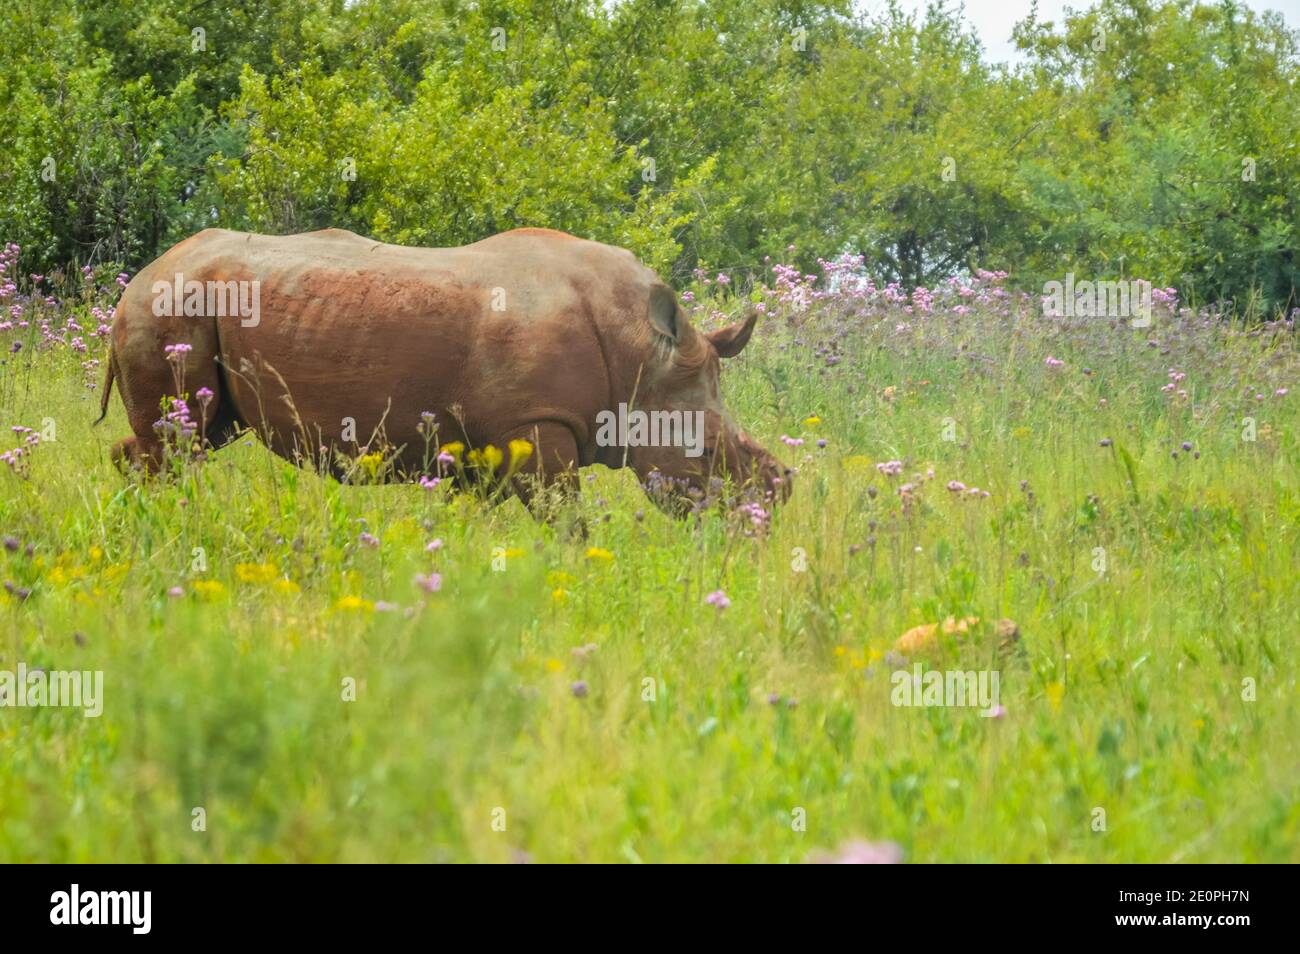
[98, 227, 789, 511]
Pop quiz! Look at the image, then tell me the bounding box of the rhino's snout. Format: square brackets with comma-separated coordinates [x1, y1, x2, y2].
[730, 431, 789, 504]
[755, 451, 792, 504]
[768, 463, 795, 503]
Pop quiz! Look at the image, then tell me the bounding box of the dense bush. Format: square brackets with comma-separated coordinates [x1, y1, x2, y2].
[1, 0, 1296, 311]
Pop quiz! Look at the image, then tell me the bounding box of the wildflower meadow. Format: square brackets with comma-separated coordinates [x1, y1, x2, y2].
[1, 247, 1296, 863]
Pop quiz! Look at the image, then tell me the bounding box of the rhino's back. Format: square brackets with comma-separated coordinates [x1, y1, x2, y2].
[168, 226, 652, 316]
[134, 227, 648, 452]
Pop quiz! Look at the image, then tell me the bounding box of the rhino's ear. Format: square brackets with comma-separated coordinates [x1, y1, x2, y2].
[647, 284, 680, 343]
[706, 309, 758, 358]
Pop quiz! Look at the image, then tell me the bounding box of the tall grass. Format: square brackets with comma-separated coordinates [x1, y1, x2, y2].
[0, 263, 1296, 861]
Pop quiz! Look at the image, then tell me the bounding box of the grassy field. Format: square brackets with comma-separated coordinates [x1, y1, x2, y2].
[1, 260, 1297, 862]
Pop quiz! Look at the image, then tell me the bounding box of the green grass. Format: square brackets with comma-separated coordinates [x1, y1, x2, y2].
[1, 283, 1297, 862]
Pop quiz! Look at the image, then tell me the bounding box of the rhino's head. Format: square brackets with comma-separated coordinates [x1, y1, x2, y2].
[616, 285, 790, 512]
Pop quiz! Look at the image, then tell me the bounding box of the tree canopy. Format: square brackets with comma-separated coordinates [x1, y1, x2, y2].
[1, 0, 1296, 312]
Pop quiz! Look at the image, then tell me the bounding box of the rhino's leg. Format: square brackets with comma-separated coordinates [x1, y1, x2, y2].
[110, 435, 163, 474]
[109, 306, 228, 475]
[500, 422, 585, 531]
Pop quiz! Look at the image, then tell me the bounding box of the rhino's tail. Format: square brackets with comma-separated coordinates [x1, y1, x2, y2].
[93, 346, 117, 425]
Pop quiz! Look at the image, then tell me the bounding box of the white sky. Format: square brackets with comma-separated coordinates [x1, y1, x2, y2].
[882, 0, 1300, 64]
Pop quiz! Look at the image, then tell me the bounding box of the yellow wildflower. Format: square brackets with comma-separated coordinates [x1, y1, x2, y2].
[358, 451, 386, 479]
[235, 562, 280, 584]
[335, 595, 374, 612]
[545, 658, 565, 673]
[551, 588, 569, 605]
[272, 578, 301, 595]
[468, 444, 504, 471]
[439, 441, 465, 461]
[508, 439, 533, 469]
[804, 415, 822, 428]
[547, 570, 576, 587]
[192, 579, 226, 600]
[585, 547, 614, 562]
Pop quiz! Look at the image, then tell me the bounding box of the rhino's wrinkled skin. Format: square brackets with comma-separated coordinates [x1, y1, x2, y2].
[101, 227, 788, 511]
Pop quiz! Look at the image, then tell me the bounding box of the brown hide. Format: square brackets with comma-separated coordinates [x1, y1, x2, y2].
[107, 227, 786, 508]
